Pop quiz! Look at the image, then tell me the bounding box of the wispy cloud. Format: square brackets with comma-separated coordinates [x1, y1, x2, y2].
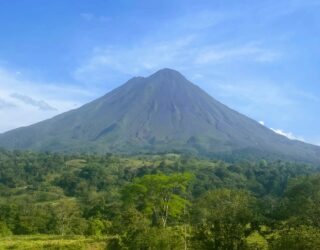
[213, 79, 319, 110]
[0, 98, 16, 109]
[0, 66, 96, 133]
[195, 43, 280, 64]
[73, 36, 197, 83]
[163, 10, 234, 32]
[10, 93, 57, 111]
[74, 38, 280, 85]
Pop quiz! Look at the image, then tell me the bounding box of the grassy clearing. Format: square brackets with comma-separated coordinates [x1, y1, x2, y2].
[0, 235, 110, 250]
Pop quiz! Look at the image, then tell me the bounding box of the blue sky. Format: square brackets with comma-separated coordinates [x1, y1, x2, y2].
[0, 0, 319, 145]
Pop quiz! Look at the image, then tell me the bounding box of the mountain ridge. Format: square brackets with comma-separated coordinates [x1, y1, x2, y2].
[0, 68, 319, 163]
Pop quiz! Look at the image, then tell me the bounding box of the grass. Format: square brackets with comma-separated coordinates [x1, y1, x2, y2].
[0, 235, 110, 250]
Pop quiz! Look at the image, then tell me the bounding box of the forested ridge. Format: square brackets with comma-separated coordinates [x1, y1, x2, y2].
[1, 149, 320, 249]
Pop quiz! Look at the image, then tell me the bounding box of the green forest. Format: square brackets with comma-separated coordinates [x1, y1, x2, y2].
[1, 149, 320, 249]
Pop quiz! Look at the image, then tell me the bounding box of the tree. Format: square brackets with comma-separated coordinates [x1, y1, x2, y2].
[52, 200, 86, 235]
[192, 189, 255, 250]
[110, 208, 186, 250]
[122, 173, 193, 228]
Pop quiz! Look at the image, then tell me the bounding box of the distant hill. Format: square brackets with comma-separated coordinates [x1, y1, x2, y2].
[0, 68, 319, 163]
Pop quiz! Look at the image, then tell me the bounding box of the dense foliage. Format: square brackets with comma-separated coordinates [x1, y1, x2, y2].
[0, 149, 320, 249]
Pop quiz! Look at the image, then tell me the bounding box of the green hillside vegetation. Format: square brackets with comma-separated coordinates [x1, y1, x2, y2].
[0, 149, 320, 249]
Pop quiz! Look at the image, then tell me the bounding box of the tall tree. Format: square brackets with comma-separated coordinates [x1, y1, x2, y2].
[122, 173, 192, 228]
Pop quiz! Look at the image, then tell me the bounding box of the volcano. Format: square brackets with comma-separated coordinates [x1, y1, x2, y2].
[0, 68, 319, 163]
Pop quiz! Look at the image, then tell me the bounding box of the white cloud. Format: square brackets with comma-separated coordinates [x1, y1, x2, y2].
[271, 128, 306, 142]
[257, 120, 306, 143]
